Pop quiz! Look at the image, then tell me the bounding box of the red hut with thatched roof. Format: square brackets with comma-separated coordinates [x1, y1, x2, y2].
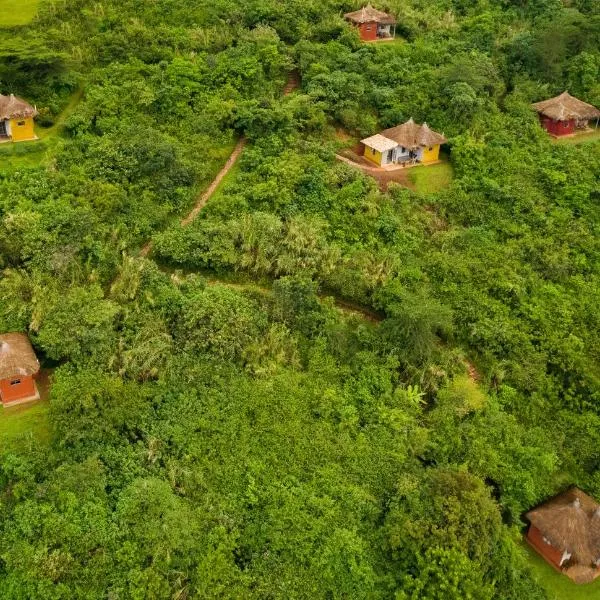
[344, 5, 396, 42]
[532, 92, 600, 137]
[525, 487, 600, 584]
[0, 333, 40, 407]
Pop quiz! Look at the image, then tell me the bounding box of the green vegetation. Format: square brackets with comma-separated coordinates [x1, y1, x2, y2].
[554, 128, 600, 145]
[521, 542, 600, 600]
[0, 401, 50, 448]
[0, 0, 39, 27]
[0, 0, 599, 597]
[409, 160, 454, 194]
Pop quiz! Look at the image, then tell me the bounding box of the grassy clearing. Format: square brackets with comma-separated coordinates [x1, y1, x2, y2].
[0, 0, 40, 26]
[553, 129, 600, 146]
[0, 400, 50, 450]
[521, 540, 600, 600]
[409, 159, 454, 194]
[369, 37, 406, 49]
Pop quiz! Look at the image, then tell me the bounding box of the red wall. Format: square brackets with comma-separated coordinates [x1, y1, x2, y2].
[527, 525, 564, 570]
[0, 375, 37, 405]
[358, 22, 378, 41]
[541, 116, 575, 137]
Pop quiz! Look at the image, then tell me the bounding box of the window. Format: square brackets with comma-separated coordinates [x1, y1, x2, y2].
[17, 121, 25, 126]
[10, 379, 21, 386]
[366, 24, 372, 30]
[429, 147, 433, 151]
[401, 147, 405, 153]
[371, 148, 376, 155]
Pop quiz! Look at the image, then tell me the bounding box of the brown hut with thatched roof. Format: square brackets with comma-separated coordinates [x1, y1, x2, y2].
[0, 94, 37, 143]
[344, 5, 396, 41]
[0, 333, 40, 407]
[532, 92, 600, 137]
[525, 487, 600, 584]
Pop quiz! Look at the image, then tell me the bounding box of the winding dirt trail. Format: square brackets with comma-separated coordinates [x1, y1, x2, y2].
[140, 72, 300, 258]
[140, 138, 246, 257]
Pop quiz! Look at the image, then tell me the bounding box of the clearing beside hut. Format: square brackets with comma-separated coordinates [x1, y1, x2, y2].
[0, 0, 40, 26]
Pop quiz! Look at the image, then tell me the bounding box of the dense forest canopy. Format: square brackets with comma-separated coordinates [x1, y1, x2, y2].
[0, 0, 599, 597]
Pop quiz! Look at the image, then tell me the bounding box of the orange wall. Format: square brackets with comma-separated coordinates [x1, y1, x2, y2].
[358, 22, 378, 41]
[527, 525, 563, 569]
[0, 375, 37, 404]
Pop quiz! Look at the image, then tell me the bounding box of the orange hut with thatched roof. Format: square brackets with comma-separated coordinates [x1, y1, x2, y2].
[0, 333, 40, 406]
[532, 92, 600, 137]
[344, 5, 396, 42]
[525, 487, 600, 584]
[0, 94, 37, 143]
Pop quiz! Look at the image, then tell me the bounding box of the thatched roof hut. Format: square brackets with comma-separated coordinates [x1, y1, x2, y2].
[0, 94, 37, 121]
[526, 487, 600, 584]
[0, 333, 40, 381]
[381, 118, 447, 149]
[531, 92, 600, 122]
[344, 4, 396, 24]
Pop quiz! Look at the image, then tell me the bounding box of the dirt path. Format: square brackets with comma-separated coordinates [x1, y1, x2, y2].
[335, 153, 415, 191]
[182, 138, 246, 227]
[283, 70, 300, 95]
[140, 72, 300, 258]
[140, 137, 246, 257]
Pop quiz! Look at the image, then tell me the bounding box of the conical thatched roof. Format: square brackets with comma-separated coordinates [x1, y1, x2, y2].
[0, 94, 37, 120]
[381, 118, 447, 149]
[344, 4, 396, 24]
[526, 488, 600, 570]
[531, 92, 600, 121]
[0, 333, 40, 380]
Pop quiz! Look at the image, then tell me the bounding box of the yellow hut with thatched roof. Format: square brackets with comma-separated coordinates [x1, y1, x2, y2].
[361, 118, 447, 167]
[0, 94, 37, 143]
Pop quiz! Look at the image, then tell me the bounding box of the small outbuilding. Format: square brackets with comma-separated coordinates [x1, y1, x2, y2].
[344, 4, 396, 42]
[361, 118, 447, 166]
[0, 333, 40, 407]
[525, 487, 600, 584]
[0, 94, 38, 143]
[532, 92, 600, 137]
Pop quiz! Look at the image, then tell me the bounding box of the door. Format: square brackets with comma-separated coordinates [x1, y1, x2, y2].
[0, 120, 7, 137]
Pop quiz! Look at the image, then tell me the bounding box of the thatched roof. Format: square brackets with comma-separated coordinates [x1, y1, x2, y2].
[344, 4, 396, 24]
[381, 118, 447, 149]
[0, 333, 40, 380]
[526, 488, 600, 571]
[0, 94, 37, 121]
[361, 133, 398, 152]
[532, 92, 600, 121]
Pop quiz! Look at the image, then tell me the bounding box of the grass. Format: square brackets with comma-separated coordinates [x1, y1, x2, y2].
[0, 400, 50, 450]
[553, 129, 600, 146]
[521, 540, 600, 600]
[409, 159, 454, 194]
[368, 37, 406, 48]
[0, 0, 40, 26]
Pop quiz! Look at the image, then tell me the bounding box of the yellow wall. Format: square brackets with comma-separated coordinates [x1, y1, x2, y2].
[364, 145, 383, 166]
[10, 117, 36, 142]
[421, 144, 440, 164]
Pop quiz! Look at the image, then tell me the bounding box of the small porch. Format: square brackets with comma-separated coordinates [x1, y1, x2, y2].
[376, 23, 395, 39]
[379, 145, 421, 166]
